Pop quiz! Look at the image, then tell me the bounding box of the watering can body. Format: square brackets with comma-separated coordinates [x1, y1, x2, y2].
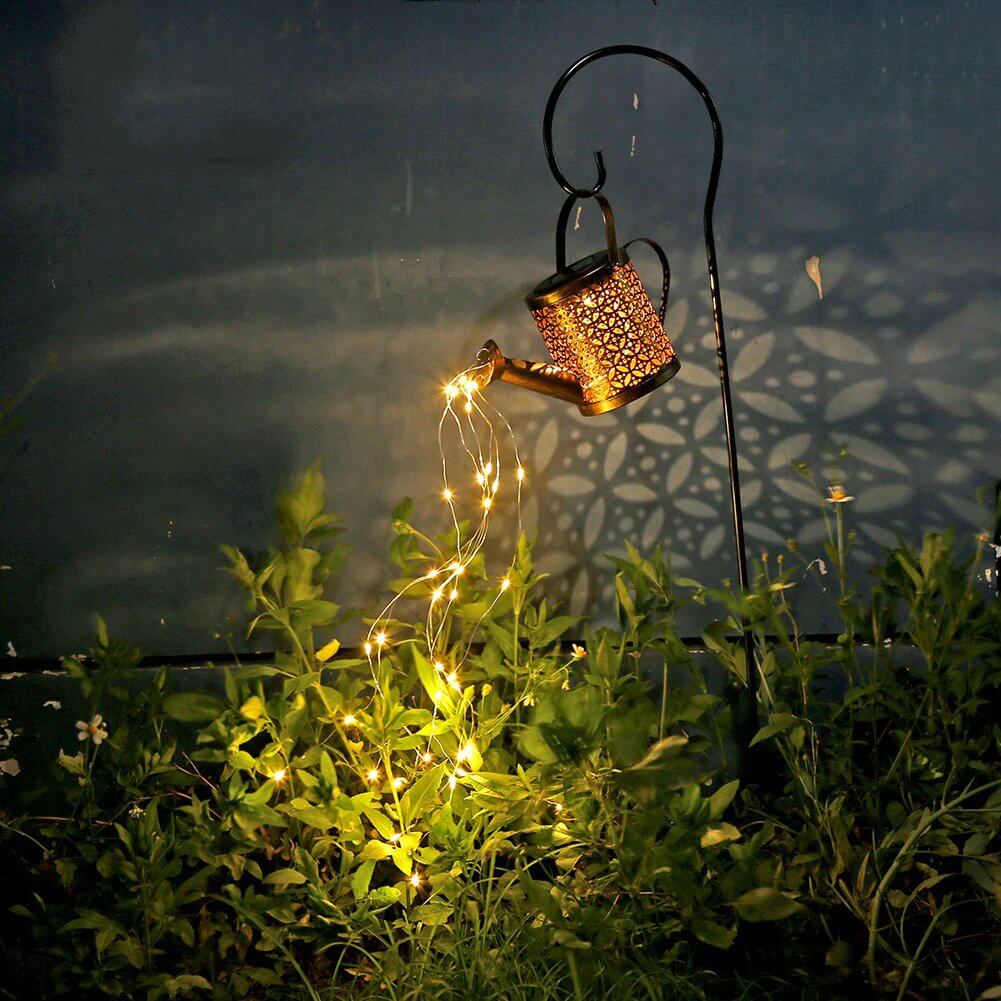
[481, 194, 679, 415]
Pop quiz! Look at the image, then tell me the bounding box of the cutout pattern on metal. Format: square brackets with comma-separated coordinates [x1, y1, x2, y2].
[530, 261, 677, 407]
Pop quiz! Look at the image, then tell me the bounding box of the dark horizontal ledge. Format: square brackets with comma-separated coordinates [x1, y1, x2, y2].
[3, 633, 862, 676]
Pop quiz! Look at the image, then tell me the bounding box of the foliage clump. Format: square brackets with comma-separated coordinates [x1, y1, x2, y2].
[1, 466, 999, 1001]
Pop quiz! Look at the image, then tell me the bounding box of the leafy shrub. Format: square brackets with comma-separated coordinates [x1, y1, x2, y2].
[1, 466, 998, 1001]
[738, 475, 1001, 999]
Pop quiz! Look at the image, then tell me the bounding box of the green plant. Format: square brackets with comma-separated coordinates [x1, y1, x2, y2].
[2, 463, 998, 1001]
[738, 473, 1001, 998]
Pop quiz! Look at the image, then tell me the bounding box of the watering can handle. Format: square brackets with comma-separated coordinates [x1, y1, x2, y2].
[622, 236, 671, 325]
[555, 193, 619, 272]
[555, 194, 670, 325]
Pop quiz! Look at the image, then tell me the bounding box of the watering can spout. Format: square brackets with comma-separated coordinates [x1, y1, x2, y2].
[474, 340, 585, 408]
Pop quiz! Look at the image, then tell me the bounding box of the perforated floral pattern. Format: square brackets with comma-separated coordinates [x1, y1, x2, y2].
[530, 261, 677, 406]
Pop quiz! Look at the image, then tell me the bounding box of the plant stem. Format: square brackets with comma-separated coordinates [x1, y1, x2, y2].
[566, 950, 585, 1001]
[865, 778, 1001, 984]
[658, 657, 668, 742]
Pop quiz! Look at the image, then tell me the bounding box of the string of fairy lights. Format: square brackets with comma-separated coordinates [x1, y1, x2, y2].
[355, 350, 529, 804]
[266, 351, 585, 891]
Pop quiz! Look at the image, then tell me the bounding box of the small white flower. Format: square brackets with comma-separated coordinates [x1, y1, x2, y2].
[43, 700, 62, 710]
[826, 485, 855, 504]
[5, 641, 16, 657]
[75, 714, 108, 745]
[0, 758, 20, 776]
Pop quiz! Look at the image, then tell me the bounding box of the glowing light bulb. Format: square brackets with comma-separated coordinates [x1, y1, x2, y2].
[457, 743, 472, 762]
[392, 776, 406, 790]
[434, 689, 444, 701]
[343, 714, 356, 726]
[375, 631, 387, 647]
[500, 577, 511, 591]
[421, 752, 432, 763]
[442, 488, 453, 502]
[448, 775, 457, 790]
[272, 768, 287, 783]
[409, 872, 421, 888]
[434, 660, 445, 672]
[363, 642, 372, 657]
[475, 471, 485, 486]
[484, 462, 493, 476]
[452, 563, 465, 575]
[390, 832, 401, 843]
[447, 672, 459, 690]
[426, 568, 440, 579]
[431, 586, 444, 603]
[450, 588, 459, 600]
[516, 467, 526, 482]
[482, 496, 492, 510]
[444, 383, 458, 401]
[367, 768, 380, 783]
[464, 400, 473, 414]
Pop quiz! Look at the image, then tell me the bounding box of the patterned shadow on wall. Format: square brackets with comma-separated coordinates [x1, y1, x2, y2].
[474, 216, 1001, 630]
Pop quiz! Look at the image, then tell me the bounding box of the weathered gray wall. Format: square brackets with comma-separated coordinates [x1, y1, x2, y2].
[2, 0, 999, 658]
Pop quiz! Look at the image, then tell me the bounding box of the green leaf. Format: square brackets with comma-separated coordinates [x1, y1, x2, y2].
[700, 822, 742, 847]
[57, 749, 85, 776]
[163, 693, 225, 723]
[287, 804, 335, 830]
[517, 725, 557, 764]
[359, 840, 394, 862]
[617, 736, 697, 797]
[401, 767, 442, 827]
[531, 614, 582, 649]
[162, 974, 211, 996]
[276, 464, 341, 544]
[263, 868, 308, 888]
[731, 887, 803, 922]
[608, 703, 656, 767]
[363, 807, 396, 840]
[750, 713, 803, 746]
[690, 915, 736, 949]
[412, 648, 456, 713]
[316, 637, 341, 662]
[290, 598, 340, 630]
[319, 751, 337, 789]
[110, 935, 144, 968]
[351, 860, 375, 899]
[709, 780, 740, 819]
[221, 545, 255, 587]
[411, 901, 452, 926]
[627, 734, 688, 772]
[826, 940, 853, 968]
[239, 695, 266, 721]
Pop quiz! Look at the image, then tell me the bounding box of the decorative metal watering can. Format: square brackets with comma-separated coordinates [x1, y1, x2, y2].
[478, 193, 680, 415]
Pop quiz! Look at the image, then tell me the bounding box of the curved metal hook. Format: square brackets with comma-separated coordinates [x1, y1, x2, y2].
[542, 44, 723, 214]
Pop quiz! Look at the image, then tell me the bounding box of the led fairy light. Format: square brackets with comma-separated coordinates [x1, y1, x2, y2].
[358, 351, 526, 788]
